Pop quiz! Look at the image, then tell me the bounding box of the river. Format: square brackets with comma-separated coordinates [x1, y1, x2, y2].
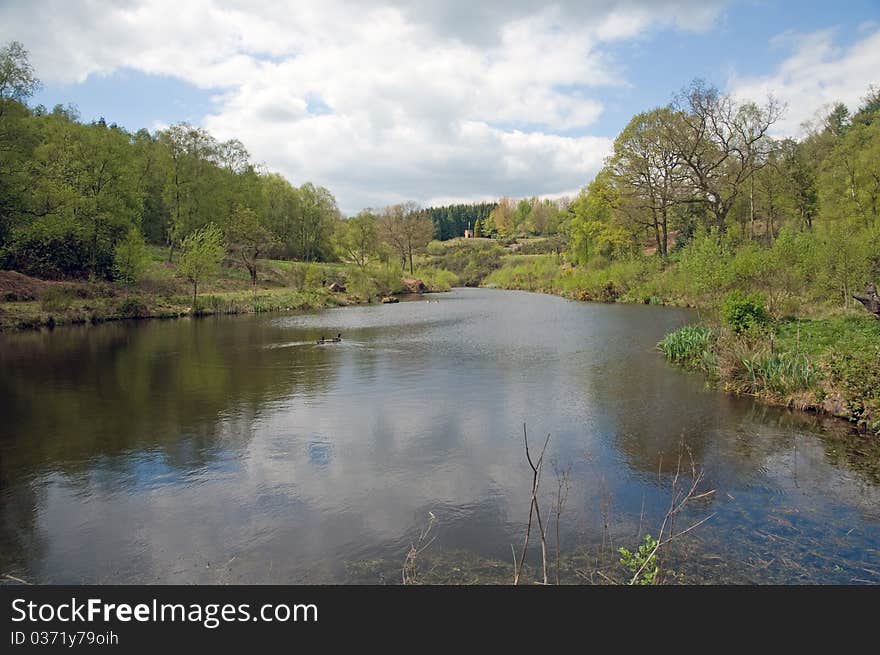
[1, 288, 878, 584]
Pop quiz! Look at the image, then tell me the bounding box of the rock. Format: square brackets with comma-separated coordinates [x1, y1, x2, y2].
[853, 282, 880, 320]
[328, 282, 346, 293]
[822, 392, 852, 420]
[401, 278, 428, 294]
[381, 296, 399, 304]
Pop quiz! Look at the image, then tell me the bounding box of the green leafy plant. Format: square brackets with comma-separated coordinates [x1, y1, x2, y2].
[619, 534, 659, 585]
[721, 290, 770, 334]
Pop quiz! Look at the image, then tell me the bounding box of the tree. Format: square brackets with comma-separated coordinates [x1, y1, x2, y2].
[224, 205, 275, 294]
[113, 226, 150, 289]
[338, 210, 378, 268]
[489, 197, 515, 238]
[609, 107, 686, 256]
[296, 182, 338, 261]
[27, 115, 140, 278]
[178, 223, 225, 307]
[568, 171, 630, 264]
[404, 211, 434, 274]
[819, 119, 880, 229]
[0, 41, 40, 105]
[379, 202, 434, 274]
[158, 123, 222, 261]
[669, 80, 783, 233]
[0, 42, 41, 247]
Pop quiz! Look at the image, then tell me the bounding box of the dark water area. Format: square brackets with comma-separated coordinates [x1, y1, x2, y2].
[1, 288, 878, 584]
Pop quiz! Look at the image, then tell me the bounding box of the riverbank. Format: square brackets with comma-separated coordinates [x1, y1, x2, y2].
[0, 259, 457, 332]
[478, 253, 880, 436]
[658, 316, 880, 436]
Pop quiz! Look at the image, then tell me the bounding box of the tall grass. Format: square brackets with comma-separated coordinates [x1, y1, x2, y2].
[657, 326, 715, 370]
[736, 351, 817, 395]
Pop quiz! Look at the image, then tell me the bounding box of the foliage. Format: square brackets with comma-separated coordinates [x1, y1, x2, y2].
[619, 535, 659, 585]
[40, 285, 76, 312]
[422, 202, 496, 240]
[657, 326, 716, 369]
[224, 204, 275, 289]
[825, 347, 880, 434]
[336, 210, 379, 268]
[721, 290, 770, 334]
[113, 226, 151, 287]
[178, 223, 225, 305]
[736, 350, 817, 395]
[425, 239, 506, 286]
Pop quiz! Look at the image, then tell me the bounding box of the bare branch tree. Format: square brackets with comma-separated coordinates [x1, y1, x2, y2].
[627, 442, 716, 585]
[553, 461, 572, 585]
[402, 511, 438, 585]
[513, 424, 551, 585]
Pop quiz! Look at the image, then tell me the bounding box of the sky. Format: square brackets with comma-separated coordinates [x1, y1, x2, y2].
[1, 0, 878, 215]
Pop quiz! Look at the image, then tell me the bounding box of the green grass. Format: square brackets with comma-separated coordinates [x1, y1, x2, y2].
[775, 314, 880, 357]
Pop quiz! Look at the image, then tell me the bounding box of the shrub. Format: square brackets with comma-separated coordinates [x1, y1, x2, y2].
[116, 297, 149, 318]
[721, 290, 770, 334]
[619, 535, 659, 585]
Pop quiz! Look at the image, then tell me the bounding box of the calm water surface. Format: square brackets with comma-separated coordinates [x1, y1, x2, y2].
[1, 288, 878, 583]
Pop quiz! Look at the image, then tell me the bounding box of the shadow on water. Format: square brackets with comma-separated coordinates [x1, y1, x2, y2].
[1, 288, 878, 584]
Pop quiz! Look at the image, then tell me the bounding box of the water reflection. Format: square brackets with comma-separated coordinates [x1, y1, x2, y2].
[0, 289, 878, 584]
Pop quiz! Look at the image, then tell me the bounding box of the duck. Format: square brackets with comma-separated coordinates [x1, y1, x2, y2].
[316, 333, 342, 345]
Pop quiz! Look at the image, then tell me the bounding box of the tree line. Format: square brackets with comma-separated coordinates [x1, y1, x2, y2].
[563, 78, 879, 308]
[0, 41, 344, 286]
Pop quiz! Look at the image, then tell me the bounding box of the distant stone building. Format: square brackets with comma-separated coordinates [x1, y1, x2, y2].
[464, 222, 473, 238]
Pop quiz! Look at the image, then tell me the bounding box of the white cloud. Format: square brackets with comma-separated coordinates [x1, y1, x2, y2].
[729, 27, 880, 137]
[0, 0, 725, 213]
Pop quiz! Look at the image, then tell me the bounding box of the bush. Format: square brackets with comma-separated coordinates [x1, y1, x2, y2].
[116, 297, 149, 318]
[721, 290, 770, 334]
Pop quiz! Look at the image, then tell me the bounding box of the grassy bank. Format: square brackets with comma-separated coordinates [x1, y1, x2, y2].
[0, 251, 458, 332]
[658, 316, 880, 435]
[480, 244, 880, 436]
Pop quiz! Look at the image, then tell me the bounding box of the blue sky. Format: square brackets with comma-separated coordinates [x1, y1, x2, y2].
[4, 0, 879, 212]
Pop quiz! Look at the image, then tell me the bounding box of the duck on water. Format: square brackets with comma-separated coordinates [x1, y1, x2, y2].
[317, 333, 342, 345]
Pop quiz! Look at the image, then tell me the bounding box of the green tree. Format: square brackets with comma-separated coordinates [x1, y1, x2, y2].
[567, 171, 630, 264]
[178, 223, 225, 307]
[609, 107, 685, 256]
[337, 210, 378, 268]
[113, 226, 150, 289]
[224, 204, 275, 294]
[0, 41, 40, 104]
